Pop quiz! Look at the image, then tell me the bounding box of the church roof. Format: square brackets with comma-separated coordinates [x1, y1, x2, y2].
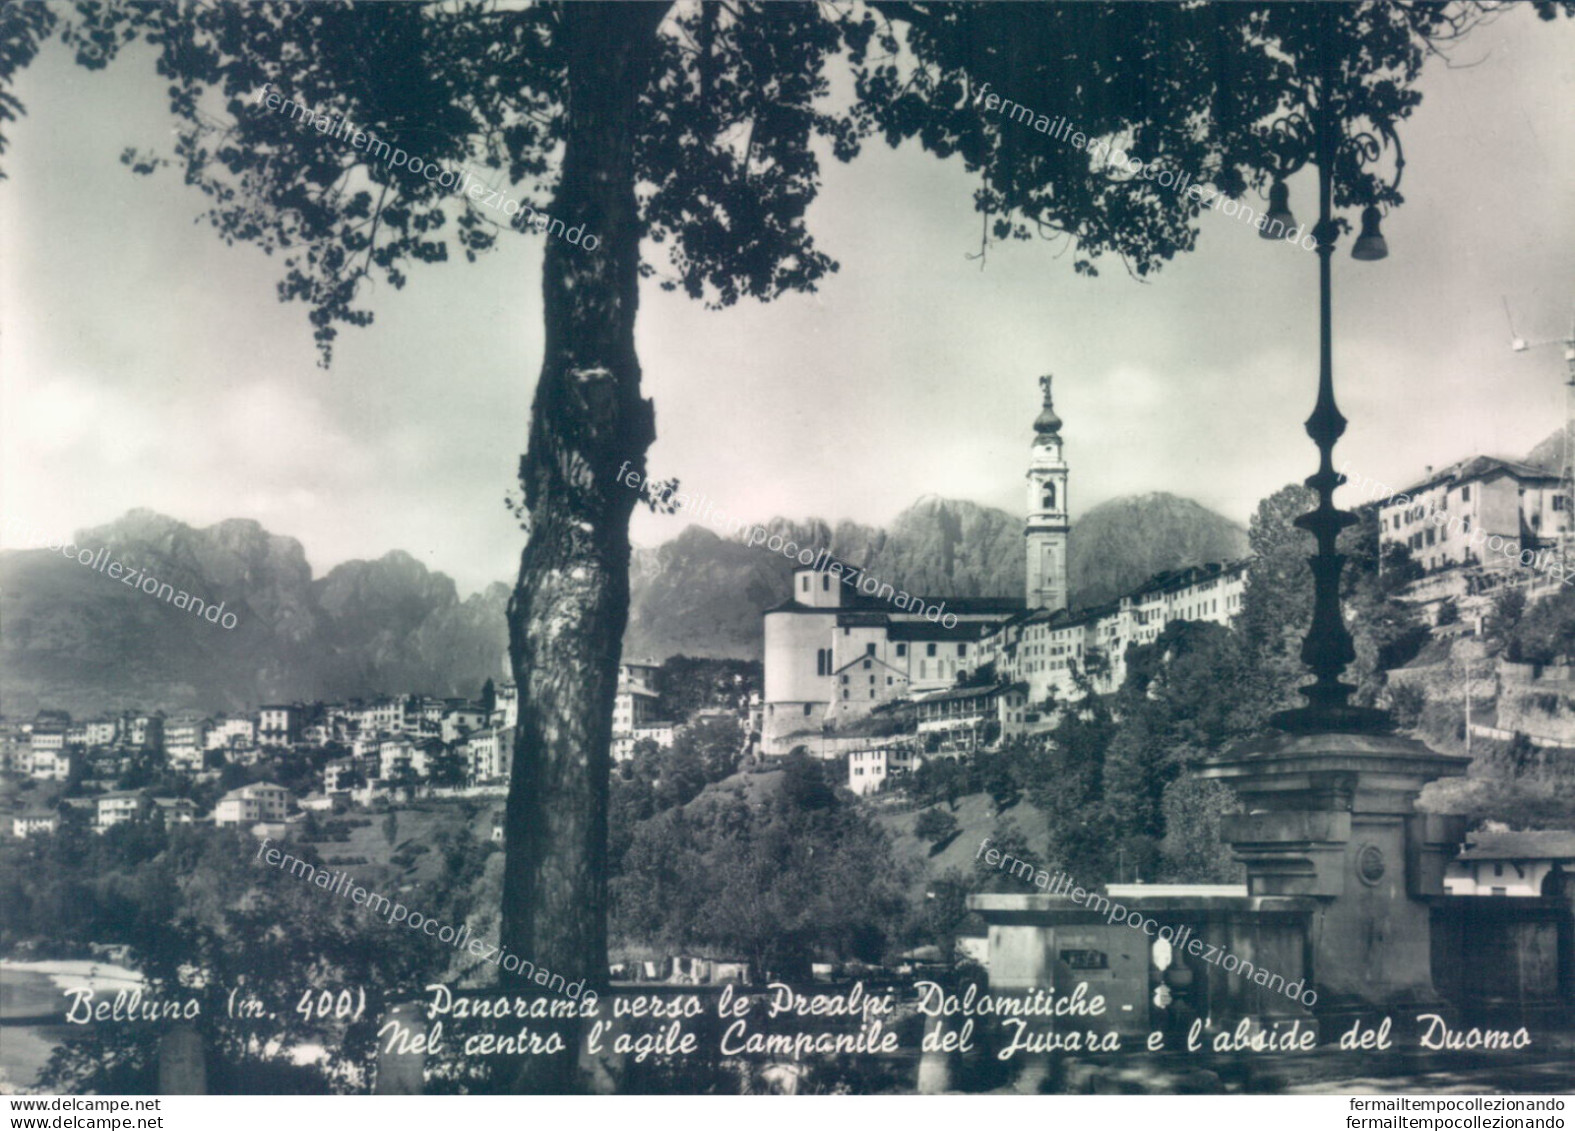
[886, 621, 992, 642]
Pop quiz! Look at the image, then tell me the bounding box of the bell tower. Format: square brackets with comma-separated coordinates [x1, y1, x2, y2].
[1026, 374, 1069, 612]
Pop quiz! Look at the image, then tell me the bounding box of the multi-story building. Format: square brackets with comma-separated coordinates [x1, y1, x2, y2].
[440, 704, 489, 744]
[612, 663, 665, 761]
[95, 791, 146, 833]
[356, 698, 403, 736]
[27, 744, 78, 782]
[207, 716, 257, 753]
[117, 712, 164, 752]
[213, 782, 291, 827]
[494, 682, 519, 730]
[13, 810, 61, 837]
[1374, 456, 1570, 574]
[0, 724, 25, 773]
[257, 704, 301, 747]
[378, 735, 431, 781]
[762, 378, 1252, 755]
[847, 743, 924, 797]
[324, 756, 361, 793]
[82, 719, 118, 747]
[913, 682, 1031, 749]
[983, 559, 1248, 706]
[28, 727, 66, 756]
[23, 725, 75, 780]
[164, 715, 210, 772]
[153, 797, 197, 826]
[465, 727, 513, 782]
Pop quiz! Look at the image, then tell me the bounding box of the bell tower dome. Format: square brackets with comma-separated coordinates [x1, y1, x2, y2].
[1026, 374, 1069, 612]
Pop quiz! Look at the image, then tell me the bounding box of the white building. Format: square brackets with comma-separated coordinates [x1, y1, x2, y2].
[357, 699, 403, 735]
[441, 704, 490, 744]
[847, 743, 924, 797]
[1444, 829, 1575, 897]
[164, 715, 210, 772]
[324, 757, 361, 793]
[1374, 456, 1570, 574]
[495, 682, 519, 729]
[257, 704, 300, 747]
[213, 782, 291, 827]
[378, 735, 428, 781]
[27, 741, 75, 782]
[13, 811, 60, 837]
[153, 797, 196, 826]
[612, 663, 669, 761]
[465, 727, 512, 782]
[206, 716, 257, 752]
[761, 379, 1257, 756]
[95, 792, 145, 833]
[82, 719, 117, 747]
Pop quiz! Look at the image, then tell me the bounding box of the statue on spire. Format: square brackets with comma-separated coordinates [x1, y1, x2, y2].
[1034, 373, 1062, 435]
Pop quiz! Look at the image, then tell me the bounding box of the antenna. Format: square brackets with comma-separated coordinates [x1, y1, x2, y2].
[1506, 298, 1575, 581]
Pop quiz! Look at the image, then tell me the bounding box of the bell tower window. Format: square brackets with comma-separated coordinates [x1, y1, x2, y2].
[1042, 483, 1056, 510]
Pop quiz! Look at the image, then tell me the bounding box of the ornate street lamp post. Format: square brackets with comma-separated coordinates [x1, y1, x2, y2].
[1260, 6, 1400, 734]
[1199, 8, 1475, 1014]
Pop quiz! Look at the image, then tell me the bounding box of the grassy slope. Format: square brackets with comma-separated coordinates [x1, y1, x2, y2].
[871, 793, 1052, 905]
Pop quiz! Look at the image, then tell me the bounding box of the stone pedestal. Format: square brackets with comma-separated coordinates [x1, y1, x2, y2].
[1199, 729, 1469, 1011]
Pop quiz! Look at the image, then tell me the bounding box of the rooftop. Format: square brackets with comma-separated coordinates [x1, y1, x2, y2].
[1459, 829, 1575, 861]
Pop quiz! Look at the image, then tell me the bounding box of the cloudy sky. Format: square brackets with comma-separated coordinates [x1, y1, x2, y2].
[3, 4, 1573, 595]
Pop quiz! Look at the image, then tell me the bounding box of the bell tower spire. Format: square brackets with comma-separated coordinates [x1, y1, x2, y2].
[1026, 375, 1069, 612]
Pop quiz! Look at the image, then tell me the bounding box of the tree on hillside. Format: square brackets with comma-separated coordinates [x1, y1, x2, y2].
[1242, 483, 1425, 709]
[1159, 776, 1244, 884]
[1491, 589, 1530, 656]
[10, 0, 1566, 1090]
[1509, 586, 1575, 665]
[671, 715, 746, 783]
[913, 806, 960, 852]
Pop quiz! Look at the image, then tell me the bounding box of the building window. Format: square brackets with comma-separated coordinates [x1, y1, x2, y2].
[841, 675, 848, 684]
[866, 643, 876, 656]
[863, 660, 871, 670]
[801, 576, 809, 594]
[926, 644, 937, 657]
[1491, 887, 1507, 896]
[957, 644, 966, 657]
[1042, 483, 1056, 509]
[869, 690, 876, 699]
[1462, 486, 1470, 502]
[887, 677, 893, 685]
[1464, 517, 1471, 533]
[1494, 864, 1503, 877]
[1556, 495, 1567, 512]
[822, 574, 830, 590]
[803, 704, 812, 717]
[843, 627, 850, 636]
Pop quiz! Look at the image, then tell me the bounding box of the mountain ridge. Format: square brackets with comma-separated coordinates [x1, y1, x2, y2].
[2, 492, 1248, 714]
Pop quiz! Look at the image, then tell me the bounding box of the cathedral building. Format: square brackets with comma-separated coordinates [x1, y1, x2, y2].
[761, 377, 1247, 757]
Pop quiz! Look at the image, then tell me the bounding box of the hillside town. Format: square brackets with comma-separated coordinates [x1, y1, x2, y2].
[770, 382, 1575, 803]
[0, 667, 759, 841]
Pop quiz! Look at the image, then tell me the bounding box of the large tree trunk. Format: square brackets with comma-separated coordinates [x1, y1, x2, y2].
[501, 0, 668, 1094]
